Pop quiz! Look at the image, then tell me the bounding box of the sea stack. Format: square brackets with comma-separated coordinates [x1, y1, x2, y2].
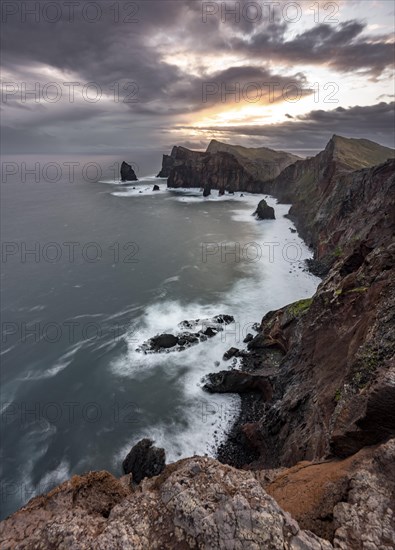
[254, 199, 275, 219]
[121, 161, 138, 182]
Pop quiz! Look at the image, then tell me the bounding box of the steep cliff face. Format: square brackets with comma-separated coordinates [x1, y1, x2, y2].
[158, 140, 301, 192]
[207, 139, 300, 182]
[156, 146, 178, 178]
[213, 158, 395, 473]
[271, 136, 395, 255]
[165, 146, 261, 193]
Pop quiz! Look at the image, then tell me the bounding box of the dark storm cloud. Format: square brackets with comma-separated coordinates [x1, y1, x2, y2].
[231, 20, 394, 77]
[1, 0, 394, 155]
[176, 102, 395, 151]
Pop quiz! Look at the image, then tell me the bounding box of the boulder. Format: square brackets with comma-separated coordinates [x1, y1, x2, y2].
[120, 161, 138, 182]
[202, 370, 273, 399]
[122, 438, 166, 484]
[223, 347, 240, 361]
[152, 184, 160, 191]
[254, 199, 275, 220]
[136, 314, 235, 354]
[150, 334, 178, 349]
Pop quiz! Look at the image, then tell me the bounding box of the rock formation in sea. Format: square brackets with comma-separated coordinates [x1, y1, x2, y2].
[254, 198, 275, 219]
[157, 140, 300, 193]
[1, 136, 394, 549]
[120, 161, 138, 182]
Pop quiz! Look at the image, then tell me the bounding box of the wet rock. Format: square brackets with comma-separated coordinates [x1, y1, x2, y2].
[122, 438, 166, 484]
[223, 347, 240, 361]
[203, 185, 211, 197]
[152, 184, 160, 191]
[137, 314, 234, 354]
[203, 370, 273, 399]
[120, 161, 138, 182]
[254, 199, 275, 220]
[150, 334, 178, 349]
[243, 333, 254, 343]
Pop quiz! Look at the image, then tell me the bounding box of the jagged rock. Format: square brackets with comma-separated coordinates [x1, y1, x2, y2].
[122, 439, 166, 484]
[160, 142, 298, 194]
[137, 315, 234, 354]
[255, 199, 275, 220]
[223, 347, 240, 360]
[243, 333, 254, 343]
[269, 136, 394, 256]
[217, 156, 395, 471]
[149, 334, 178, 350]
[152, 184, 160, 191]
[263, 438, 395, 545]
[120, 161, 138, 182]
[203, 370, 273, 399]
[0, 457, 334, 550]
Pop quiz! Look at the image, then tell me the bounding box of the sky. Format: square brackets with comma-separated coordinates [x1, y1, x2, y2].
[1, 0, 394, 169]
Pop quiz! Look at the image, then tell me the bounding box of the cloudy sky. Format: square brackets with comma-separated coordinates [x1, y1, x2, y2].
[1, 0, 394, 170]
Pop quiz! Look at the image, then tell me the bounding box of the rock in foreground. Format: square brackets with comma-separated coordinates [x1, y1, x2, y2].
[0, 456, 334, 549]
[122, 439, 166, 484]
[3, 442, 393, 549]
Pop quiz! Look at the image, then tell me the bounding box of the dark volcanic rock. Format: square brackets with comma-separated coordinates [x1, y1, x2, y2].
[152, 184, 160, 191]
[163, 146, 264, 193]
[150, 334, 178, 349]
[137, 314, 234, 354]
[203, 370, 273, 399]
[223, 347, 240, 361]
[122, 438, 166, 484]
[157, 141, 300, 193]
[156, 146, 178, 178]
[217, 156, 395, 470]
[120, 161, 138, 182]
[254, 199, 275, 220]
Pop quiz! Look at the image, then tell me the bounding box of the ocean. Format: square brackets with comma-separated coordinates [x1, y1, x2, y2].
[0, 154, 320, 518]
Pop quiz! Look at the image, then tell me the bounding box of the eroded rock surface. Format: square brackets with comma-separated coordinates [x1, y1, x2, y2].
[137, 314, 234, 353]
[0, 457, 334, 550]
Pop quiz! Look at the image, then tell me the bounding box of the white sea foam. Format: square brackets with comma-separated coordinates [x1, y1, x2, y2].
[111, 193, 320, 465]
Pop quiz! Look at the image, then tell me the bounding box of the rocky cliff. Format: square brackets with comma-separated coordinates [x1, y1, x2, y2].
[158, 140, 300, 193]
[1, 441, 393, 549]
[270, 136, 394, 256]
[2, 137, 394, 549]
[207, 139, 300, 182]
[165, 145, 260, 193]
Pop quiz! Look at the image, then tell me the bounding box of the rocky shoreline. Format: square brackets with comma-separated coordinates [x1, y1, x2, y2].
[2, 136, 394, 549]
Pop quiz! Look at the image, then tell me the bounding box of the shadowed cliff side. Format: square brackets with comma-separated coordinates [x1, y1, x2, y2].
[213, 157, 395, 473]
[157, 141, 300, 192]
